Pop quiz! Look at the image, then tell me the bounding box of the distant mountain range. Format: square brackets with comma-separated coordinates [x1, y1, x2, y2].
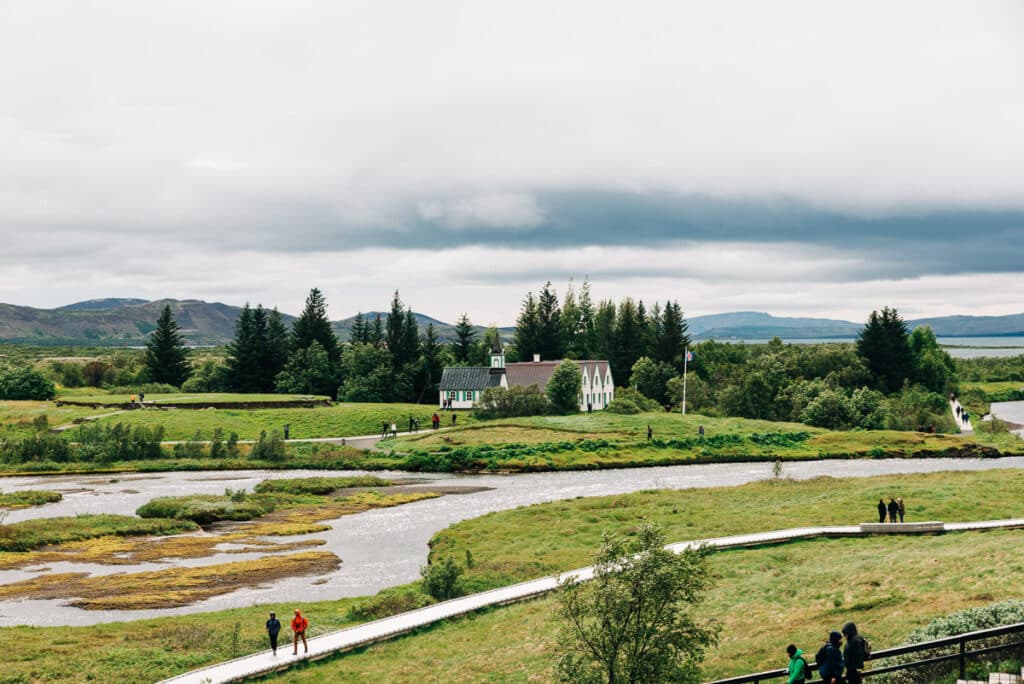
[0, 299, 1021, 346]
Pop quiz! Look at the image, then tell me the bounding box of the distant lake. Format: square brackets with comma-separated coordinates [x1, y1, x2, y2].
[704, 336, 1024, 358]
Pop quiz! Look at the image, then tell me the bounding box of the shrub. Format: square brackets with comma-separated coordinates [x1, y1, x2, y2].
[612, 387, 663, 412]
[420, 555, 464, 601]
[105, 383, 179, 395]
[254, 476, 391, 495]
[1, 434, 73, 464]
[473, 385, 550, 419]
[136, 495, 272, 524]
[250, 430, 286, 461]
[0, 364, 56, 400]
[347, 586, 434, 620]
[172, 431, 205, 459]
[605, 398, 640, 414]
[884, 600, 1024, 684]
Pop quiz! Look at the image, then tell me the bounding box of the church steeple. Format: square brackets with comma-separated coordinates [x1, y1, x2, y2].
[489, 335, 505, 369]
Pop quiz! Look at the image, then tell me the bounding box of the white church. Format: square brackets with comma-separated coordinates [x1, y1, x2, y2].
[438, 337, 615, 411]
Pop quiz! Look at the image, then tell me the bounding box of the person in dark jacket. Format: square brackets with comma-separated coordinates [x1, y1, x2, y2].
[877, 499, 886, 523]
[266, 611, 281, 655]
[887, 497, 899, 523]
[842, 621, 867, 684]
[897, 497, 905, 522]
[816, 631, 844, 684]
[786, 644, 810, 684]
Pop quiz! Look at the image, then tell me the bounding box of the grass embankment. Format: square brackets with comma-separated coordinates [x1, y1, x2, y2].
[343, 411, 1023, 472]
[2, 470, 1023, 682]
[258, 469, 1024, 682]
[58, 392, 328, 406]
[84, 402, 473, 441]
[0, 489, 61, 509]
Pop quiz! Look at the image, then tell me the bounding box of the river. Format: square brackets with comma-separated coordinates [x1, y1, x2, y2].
[3, 456, 1024, 627]
[991, 400, 1024, 437]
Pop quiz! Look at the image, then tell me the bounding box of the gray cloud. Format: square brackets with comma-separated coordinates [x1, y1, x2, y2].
[1, 1, 1023, 319]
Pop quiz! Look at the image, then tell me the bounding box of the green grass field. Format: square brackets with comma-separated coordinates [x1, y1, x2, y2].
[264, 469, 1024, 682]
[82, 402, 472, 441]
[0, 400, 112, 439]
[2, 469, 1024, 682]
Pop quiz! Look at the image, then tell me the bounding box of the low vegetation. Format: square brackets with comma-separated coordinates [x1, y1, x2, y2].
[253, 475, 392, 495]
[0, 489, 62, 509]
[0, 514, 198, 552]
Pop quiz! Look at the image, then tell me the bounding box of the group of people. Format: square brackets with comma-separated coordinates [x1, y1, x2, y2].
[787, 622, 869, 684]
[264, 609, 309, 657]
[955, 404, 971, 426]
[128, 392, 145, 407]
[380, 421, 398, 438]
[877, 497, 905, 523]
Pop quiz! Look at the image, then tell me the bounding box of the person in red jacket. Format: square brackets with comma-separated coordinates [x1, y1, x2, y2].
[291, 609, 308, 655]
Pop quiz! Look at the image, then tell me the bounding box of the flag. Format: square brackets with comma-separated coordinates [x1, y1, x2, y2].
[685, 350, 693, 362]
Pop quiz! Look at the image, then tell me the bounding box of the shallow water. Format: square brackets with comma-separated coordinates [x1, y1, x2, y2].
[2, 458, 1024, 627]
[991, 400, 1024, 437]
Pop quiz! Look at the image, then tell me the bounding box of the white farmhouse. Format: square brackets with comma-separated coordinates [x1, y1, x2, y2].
[438, 337, 614, 411]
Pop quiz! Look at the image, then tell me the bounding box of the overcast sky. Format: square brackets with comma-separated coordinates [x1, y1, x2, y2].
[2, 0, 1023, 325]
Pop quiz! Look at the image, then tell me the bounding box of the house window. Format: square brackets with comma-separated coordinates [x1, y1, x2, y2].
[449, 391, 457, 400]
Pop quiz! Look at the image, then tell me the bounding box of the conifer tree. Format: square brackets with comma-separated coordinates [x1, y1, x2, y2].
[401, 309, 420, 368]
[225, 303, 259, 392]
[451, 313, 477, 364]
[575, 278, 596, 359]
[144, 304, 191, 386]
[856, 306, 914, 394]
[291, 288, 339, 362]
[593, 299, 617, 364]
[386, 291, 406, 369]
[537, 281, 565, 361]
[612, 298, 643, 384]
[419, 322, 442, 403]
[514, 292, 542, 360]
[349, 312, 368, 345]
[561, 279, 583, 359]
[370, 314, 385, 348]
[264, 307, 290, 389]
[656, 300, 691, 372]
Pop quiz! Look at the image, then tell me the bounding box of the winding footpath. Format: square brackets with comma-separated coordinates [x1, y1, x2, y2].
[158, 517, 1024, 684]
[951, 398, 973, 433]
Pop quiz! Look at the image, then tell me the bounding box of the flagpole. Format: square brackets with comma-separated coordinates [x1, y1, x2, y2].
[681, 347, 688, 415]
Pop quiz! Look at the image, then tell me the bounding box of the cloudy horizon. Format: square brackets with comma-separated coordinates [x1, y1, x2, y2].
[2, 1, 1023, 324]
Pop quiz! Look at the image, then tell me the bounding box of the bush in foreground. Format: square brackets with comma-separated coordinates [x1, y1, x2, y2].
[136, 495, 273, 525]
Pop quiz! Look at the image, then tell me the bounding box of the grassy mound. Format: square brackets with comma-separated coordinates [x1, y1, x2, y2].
[0, 514, 198, 552]
[0, 489, 62, 508]
[253, 475, 392, 495]
[136, 495, 274, 524]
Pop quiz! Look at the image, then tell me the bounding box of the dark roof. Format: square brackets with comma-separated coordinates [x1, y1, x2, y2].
[439, 367, 495, 391]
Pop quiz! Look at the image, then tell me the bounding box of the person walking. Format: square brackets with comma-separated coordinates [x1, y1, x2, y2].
[897, 497, 905, 522]
[647, 424, 653, 441]
[887, 497, 899, 523]
[698, 424, 705, 439]
[390, 422, 398, 438]
[432, 413, 440, 430]
[786, 644, 811, 684]
[452, 413, 457, 426]
[815, 631, 844, 684]
[265, 611, 281, 656]
[842, 622, 868, 684]
[877, 499, 886, 524]
[291, 609, 308, 655]
[381, 421, 388, 439]
[409, 416, 414, 434]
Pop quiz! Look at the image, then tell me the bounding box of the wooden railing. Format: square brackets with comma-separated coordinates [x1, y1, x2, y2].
[708, 621, 1024, 684]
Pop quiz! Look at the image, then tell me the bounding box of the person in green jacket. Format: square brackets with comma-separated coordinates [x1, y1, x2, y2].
[786, 643, 811, 684]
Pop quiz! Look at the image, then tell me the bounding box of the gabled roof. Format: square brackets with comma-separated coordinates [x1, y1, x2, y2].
[439, 366, 502, 391]
[505, 359, 613, 389]
[490, 335, 503, 353]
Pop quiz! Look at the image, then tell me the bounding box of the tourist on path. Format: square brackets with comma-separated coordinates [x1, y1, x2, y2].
[390, 422, 398, 438]
[877, 499, 886, 523]
[409, 416, 414, 433]
[842, 622, 868, 684]
[265, 611, 281, 656]
[381, 421, 388, 439]
[786, 644, 811, 684]
[699, 424, 705, 439]
[647, 424, 652, 441]
[291, 609, 308, 655]
[451, 413, 457, 426]
[897, 497, 905, 522]
[432, 413, 440, 430]
[815, 631, 844, 684]
[888, 497, 899, 523]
